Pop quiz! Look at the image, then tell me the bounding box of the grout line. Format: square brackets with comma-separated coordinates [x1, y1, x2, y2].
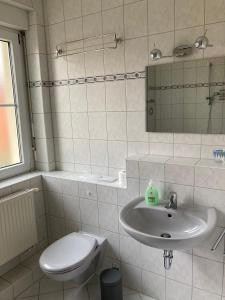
[100, 0, 109, 176]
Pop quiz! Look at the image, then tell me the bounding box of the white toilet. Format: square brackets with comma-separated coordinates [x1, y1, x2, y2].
[39, 231, 106, 288]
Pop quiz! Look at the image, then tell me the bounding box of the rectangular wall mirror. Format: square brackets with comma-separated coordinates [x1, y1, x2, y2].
[146, 57, 225, 134]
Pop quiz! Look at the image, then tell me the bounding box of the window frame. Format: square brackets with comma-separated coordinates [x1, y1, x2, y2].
[0, 26, 32, 180]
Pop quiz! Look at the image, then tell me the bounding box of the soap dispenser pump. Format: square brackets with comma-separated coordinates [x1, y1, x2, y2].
[145, 180, 159, 206]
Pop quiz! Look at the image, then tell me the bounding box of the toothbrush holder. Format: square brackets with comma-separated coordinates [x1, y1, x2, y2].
[213, 149, 225, 162]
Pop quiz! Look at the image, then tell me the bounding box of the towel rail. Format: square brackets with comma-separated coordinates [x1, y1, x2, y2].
[55, 33, 122, 58]
[211, 228, 225, 252]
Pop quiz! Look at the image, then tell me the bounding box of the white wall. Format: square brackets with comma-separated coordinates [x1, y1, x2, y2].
[42, 156, 225, 300]
[37, 0, 225, 176]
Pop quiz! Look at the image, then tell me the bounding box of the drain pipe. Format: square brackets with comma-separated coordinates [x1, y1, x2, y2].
[163, 250, 173, 270]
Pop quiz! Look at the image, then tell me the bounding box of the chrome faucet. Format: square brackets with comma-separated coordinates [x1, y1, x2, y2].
[165, 192, 177, 210]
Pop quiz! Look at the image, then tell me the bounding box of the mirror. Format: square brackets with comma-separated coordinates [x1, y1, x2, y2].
[146, 57, 225, 134]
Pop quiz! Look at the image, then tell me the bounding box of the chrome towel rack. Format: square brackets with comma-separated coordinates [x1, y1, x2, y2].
[211, 228, 225, 253]
[55, 33, 122, 58]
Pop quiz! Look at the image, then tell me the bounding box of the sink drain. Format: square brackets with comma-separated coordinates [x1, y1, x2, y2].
[160, 233, 171, 238]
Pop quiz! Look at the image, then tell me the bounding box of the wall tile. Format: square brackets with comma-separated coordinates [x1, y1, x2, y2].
[127, 112, 148, 142]
[72, 113, 89, 139]
[63, 0, 82, 20]
[205, 0, 225, 24]
[70, 85, 87, 113]
[65, 17, 83, 44]
[83, 12, 102, 39]
[106, 81, 126, 112]
[82, 0, 101, 15]
[52, 113, 72, 138]
[194, 186, 225, 227]
[46, 191, 63, 217]
[125, 37, 148, 72]
[85, 51, 104, 76]
[67, 53, 85, 78]
[89, 112, 107, 140]
[87, 83, 106, 112]
[192, 288, 221, 300]
[108, 141, 127, 168]
[174, 133, 201, 145]
[149, 133, 173, 143]
[174, 144, 201, 158]
[122, 263, 142, 292]
[140, 245, 165, 276]
[193, 226, 225, 262]
[126, 159, 139, 178]
[97, 186, 117, 204]
[139, 161, 164, 180]
[51, 86, 70, 113]
[149, 142, 174, 156]
[102, 0, 123, 10]
[74, 139, 91, 164]
[98, 203, 118, 232]
[104, 45, 125, 74]
[61, 179, 78, 196]
[205, 22, 225, 58]
[195, 165, 225, 190]
[54, 138, 74, 163]
[78, 182, 97, 200]
[90, 140, 108, 166]
[193, 256, 223, 294]
[80, 198, 99, 226]
[100, 229, 120, 259]
[148, 0, 174, 34]
[166, 251, 192, 285]
[45, 0, 64, 25]
[47, 22, 65, 54]
[165, 163, 195, 185]
[118, 178, 139, 206]
[166, 279, 192, 300]
[126, 79, 145, 111]
[128, 142, 149, 156]
[120, 235, 141, 266]
[33, 113, 53, 139]
[175, 0, 204, 29]
[102, 6, 124, 37]
[124, 0, 147, 39]
[63, 195, 80, 222]
[107, 112, 127, 141]
[48, 56, 68, 81]
[141, 270, 165, 300]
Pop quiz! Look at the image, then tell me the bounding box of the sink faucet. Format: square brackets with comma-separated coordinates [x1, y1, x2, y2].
[165, 192, 177, 209]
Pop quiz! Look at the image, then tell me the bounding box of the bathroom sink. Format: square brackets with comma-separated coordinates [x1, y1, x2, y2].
[119, 197, 217, 250]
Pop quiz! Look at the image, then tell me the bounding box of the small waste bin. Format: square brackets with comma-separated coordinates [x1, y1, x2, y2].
[100, 268, 123, 300]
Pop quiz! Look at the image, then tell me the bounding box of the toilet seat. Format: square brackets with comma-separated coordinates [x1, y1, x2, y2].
[39, 232, 97, 274]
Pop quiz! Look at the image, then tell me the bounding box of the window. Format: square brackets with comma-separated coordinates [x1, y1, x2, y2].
[0, 27, 32, 180]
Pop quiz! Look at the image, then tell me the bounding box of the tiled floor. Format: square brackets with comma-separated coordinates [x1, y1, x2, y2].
[15, 276, 156, 300]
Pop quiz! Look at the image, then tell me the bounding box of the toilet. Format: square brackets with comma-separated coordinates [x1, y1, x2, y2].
[39, 232, 106, 287]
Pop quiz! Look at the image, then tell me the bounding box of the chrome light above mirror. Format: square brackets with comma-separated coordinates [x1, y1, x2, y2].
[150, 30, 213, 61]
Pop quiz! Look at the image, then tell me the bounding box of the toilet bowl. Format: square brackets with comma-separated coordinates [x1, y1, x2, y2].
[39, 232, 106, 284]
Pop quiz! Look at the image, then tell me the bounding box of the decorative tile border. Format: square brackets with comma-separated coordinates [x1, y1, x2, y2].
[149, 81, 225, 90]
[28, 71, 146, 88]
[28, 71, 225, 91]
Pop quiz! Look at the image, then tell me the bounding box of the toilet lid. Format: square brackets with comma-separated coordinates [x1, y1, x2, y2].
[39, 232, 97, 273]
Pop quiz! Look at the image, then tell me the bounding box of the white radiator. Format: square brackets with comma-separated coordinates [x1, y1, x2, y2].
[0, 188, 38, 266]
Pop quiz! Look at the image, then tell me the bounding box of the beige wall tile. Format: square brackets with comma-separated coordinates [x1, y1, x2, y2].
[175, 0, 204, 29]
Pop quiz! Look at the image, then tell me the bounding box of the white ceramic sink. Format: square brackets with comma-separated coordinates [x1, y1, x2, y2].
[119, 197, 217, 250]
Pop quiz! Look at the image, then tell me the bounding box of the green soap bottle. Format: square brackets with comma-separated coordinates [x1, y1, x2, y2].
[145, 180, 159, 206]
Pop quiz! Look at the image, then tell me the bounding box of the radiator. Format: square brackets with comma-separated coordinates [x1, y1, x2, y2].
[0, 188, 38, 266]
